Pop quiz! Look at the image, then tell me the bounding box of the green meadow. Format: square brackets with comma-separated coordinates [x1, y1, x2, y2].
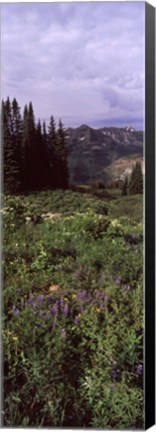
[2, 190, 143, 428]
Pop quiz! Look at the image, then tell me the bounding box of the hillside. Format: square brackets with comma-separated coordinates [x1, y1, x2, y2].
[66, 125, 143, 184]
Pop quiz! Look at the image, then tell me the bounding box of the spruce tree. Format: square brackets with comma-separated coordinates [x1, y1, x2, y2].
[35, 120, 49, 189]
[121, 176, 128, 196]
[129, 162, 143, 194]
[2, 98, 20, 193]
[48, 116, 57, 188]
[57, 119, 69, 189]
[12, 98, 23, 190]
[22, 101, 36, 191]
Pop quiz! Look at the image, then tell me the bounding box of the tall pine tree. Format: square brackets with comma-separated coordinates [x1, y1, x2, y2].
[22, 101, 36, 191]
[2, 97, 20, 193]
[12, 98, 23, 190]
[57, 119, 69, 189]
[48, 116, 57, 188]
[129, 161, 143, 194]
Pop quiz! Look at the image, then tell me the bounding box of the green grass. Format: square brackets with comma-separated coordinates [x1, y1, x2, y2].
[2, 190, 144, 428]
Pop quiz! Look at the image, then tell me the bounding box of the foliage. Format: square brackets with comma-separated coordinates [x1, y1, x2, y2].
[2, 190, 144, 428]
[121, 176, 128, 196]
[129, 162, 143, 195]
[1, 98, 69, 194]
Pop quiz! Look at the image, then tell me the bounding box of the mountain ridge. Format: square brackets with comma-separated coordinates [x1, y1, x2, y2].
[65, 124, 143, 184]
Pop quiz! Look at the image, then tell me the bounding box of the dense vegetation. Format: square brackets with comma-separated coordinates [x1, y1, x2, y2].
[121, 162, 143, 196]
[2, 98, 69, 193]
[2, 190, 144, 428]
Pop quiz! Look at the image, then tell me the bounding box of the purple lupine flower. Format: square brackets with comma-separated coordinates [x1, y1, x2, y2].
[14, 309, 20, 318]
[78, 290, 86, 300]
[100, 302, 105, 310]
[126, 284, 131, 292]
[28, 292, 33, 304]
[136, 364, 143, 376]
[61, 328, 66, 340]
[62, 303, 69, 318]
[111, 369, 117, 380]
[45, 311, 51, 320]
[95, 291, 100, 299]
[115, 276, 122, 286]
[12, 306, 20, 318]
[37, 294, 44, 303]
[60, 297, 64, 308]
[39, 310, 43, 317]
[33, 302, 37, 311]
[74, 315, 80, 324]
[52, 303, 58, 316]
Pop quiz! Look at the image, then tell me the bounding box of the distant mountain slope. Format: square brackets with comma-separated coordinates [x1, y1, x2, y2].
[65, 125, 143, 184]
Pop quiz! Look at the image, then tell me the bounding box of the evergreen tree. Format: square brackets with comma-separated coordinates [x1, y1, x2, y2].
[22, 101, 36, 191]
[129, 162, 143, 195]
[48, 116, 57, 187]
[12, 98, 23, 190]
[35, 120, 49, 189]
[57, 119, 69, 189]
[42, 121, 47, 147]
[121, 176, 128, 196]
[2, 98, 20, 193]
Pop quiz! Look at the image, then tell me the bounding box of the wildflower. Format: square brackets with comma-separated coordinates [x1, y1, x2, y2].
[28, 292, 33, 304]
[136, 364, 143, 376]
[60, 297, 64, 308]
[74, 315, 80, 324]
[12, 336, 18, 342]
[62, 303, 69, 318]
[39, 310, 43, 317]
[96, 308, 100, 313]
[52, 303, 58, 316]
[64, 297, 68, 302]
[45, 311, 51, 320]
[72, 293, 76, 299]
[37, 294, 44, 303]
[111, 369, 117, 380]
[115, 276, 122, 286]
[95, 291, 100, 299]
[13, 308, 20, 318]
[78, 290, 86, 300]
[60, 328, 66, 340]
[33, 303, 37, 311]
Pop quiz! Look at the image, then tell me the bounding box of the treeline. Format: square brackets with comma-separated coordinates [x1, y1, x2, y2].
[2, 97, 69, 194]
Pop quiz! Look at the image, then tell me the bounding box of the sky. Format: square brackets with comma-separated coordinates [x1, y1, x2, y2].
[1, 2, 145, 130]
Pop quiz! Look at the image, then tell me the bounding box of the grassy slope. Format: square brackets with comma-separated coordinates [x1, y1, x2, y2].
[3, 190, 144, 428]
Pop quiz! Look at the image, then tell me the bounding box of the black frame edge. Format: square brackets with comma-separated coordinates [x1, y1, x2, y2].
[145, 2, 155, 430]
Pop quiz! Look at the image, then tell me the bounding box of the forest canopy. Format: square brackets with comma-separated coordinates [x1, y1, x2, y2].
[1, 97, 69, 194]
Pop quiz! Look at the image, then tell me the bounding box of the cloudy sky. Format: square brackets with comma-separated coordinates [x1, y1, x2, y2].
[1, 2, 145, 129]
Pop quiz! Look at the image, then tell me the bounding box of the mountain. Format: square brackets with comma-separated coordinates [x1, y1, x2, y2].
[65, 125, 143, 184]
